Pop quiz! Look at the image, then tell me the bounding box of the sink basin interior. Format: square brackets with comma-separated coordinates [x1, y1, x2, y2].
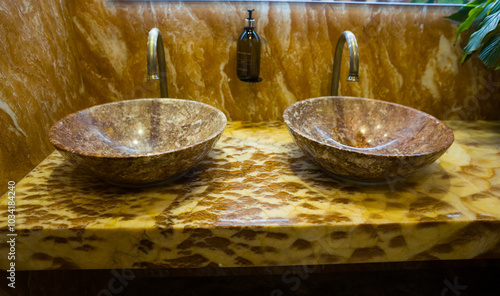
[51, 99, 226, 157]
[286, 96, 453, 156]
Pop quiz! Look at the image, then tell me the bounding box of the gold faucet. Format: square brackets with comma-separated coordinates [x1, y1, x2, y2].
[147, 28, 168, 98]
[331, 31, 359, 96]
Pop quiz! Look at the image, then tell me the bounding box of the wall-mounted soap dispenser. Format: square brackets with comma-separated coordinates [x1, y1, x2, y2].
[237, 9, 262, 83]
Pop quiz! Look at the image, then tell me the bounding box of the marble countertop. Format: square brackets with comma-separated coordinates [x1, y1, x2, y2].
[1, 121, 500, 270]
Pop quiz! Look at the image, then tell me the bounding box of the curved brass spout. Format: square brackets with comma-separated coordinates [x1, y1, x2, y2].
[331, 31, 359, 96]
[147, 28, 168, 98]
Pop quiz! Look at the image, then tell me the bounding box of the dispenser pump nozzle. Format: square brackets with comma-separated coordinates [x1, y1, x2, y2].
[245, 9, 255, 28]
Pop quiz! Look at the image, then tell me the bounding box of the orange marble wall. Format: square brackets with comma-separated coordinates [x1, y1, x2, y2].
[69, 1, 500, 121]
[1, 1, 500, 194]
[0, 0, 95, 189]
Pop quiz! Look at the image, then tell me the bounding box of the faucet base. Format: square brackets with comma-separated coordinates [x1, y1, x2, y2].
[239, 77, 263, 83]
[347, 75, 359, 82]
[147, 74, 160, 81]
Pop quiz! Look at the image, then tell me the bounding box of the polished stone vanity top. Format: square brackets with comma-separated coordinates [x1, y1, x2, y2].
[1, 121, 500, 270]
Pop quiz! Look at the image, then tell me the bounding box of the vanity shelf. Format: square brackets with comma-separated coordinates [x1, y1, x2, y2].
[1, 121, 499, 270]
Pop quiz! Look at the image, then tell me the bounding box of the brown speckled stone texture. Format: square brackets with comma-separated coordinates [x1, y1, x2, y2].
[284, 96, 454, 183]
[49, 98, 227, 186]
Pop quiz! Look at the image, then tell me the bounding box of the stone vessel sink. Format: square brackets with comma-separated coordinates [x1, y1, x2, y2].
[283, 96, 454, 183]
[49, 98, 227, 186]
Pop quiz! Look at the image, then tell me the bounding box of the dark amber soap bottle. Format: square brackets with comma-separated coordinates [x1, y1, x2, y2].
[237, 9, 261, 82]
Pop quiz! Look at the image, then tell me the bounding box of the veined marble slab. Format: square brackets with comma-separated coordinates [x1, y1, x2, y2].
[3, 0, 500, 197]
[1, 121, 500, 270]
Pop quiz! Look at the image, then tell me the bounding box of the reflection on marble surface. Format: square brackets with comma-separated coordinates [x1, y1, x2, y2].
[2, 1, 500, 197]
[49, 98, 227, 185]
[1, 121, 499, 270]
[0, 0, 94, 188]
[69, 1, 500, 121]
[284, 96, 455, 182]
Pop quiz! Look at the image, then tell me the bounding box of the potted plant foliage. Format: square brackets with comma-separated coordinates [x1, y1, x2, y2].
[447, 0, 500, 69]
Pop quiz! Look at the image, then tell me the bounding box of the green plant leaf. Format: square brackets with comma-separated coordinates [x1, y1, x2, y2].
[446, 7, 474, 22]
[476, 0, 500, 29]
[446, 0, 488, 22]
[463, 53, 474, 63]
[482, 25, 500, 44]
[479, 32, 500, 66]
[453, 0, 493, 43]
[488, 0, 500, 14]
[462, 10, 500, 61]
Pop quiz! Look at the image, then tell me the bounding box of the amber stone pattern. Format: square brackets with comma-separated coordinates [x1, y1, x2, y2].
[3, 0, 500, 194]
[0, 121, 499, 270]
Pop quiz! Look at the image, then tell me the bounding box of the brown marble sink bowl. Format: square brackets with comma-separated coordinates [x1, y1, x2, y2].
[49, 98, 227, 186]
[283, 96, 454, 183]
